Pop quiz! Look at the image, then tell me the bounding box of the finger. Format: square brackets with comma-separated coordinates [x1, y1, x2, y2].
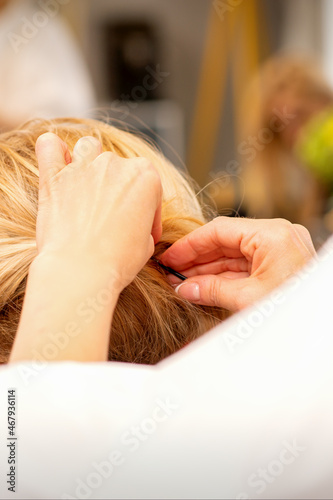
[161, 217, 310, 271]
[292, 224, 316, 256]
[165, 257, 249, 284]
[167, 269, 249, 285]
[150, 168, 163, 245]
[174, 275, 256, 311]
[72, 136, 103, 165]
[132, 157, 162, 246]
[182, 256, 249, 277]
[35, 132, 71, 190]
[151, 197, 162, 244]
[161, 216, 251, 269]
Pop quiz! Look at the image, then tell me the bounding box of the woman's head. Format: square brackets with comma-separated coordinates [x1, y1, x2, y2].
[0, 117, 229, 364]
[242, 54, 333, 149]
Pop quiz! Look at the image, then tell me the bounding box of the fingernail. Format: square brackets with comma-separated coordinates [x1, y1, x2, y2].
[175, 282, 200, 301]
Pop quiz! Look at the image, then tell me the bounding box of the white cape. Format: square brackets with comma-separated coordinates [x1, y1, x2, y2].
[1, 237, 333, 499]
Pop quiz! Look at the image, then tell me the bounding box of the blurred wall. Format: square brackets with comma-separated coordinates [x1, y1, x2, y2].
[62, 0, 327, 178]
[322, 0, 333, 86]
[63, 0, 210, 150]
[280, 0, 323, 55]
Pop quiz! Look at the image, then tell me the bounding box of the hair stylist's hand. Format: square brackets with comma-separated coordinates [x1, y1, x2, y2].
[36, 133, 162, 290]
[10, 133, 162, 362]
[161, 217, 316, 311]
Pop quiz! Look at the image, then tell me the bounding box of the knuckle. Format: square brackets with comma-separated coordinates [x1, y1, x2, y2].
[75, 136, 100, 156]
[212, 216, 223, 224]
[133, 157, 155, 174]
[133, 158, 160, 182]
[212, 215, 226, 224]
[132, 156, 151, 168]
[231, 293, 243, 312]
[93, 151, 116, 166]
[207, 278, 222, 307]
[293, 223, 310, 238]
[274, 218, 293, 228]
[273, 218, 294, 241]
[100, 151, 116, 161]
[292, 224, 315, 254]
[37, 132, 56, 143]
[274, 217, 292, 227]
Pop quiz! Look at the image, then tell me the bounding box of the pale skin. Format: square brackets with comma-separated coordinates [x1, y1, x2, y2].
[9, 133, 162, 363]
[161, 217, 316, 311]
[9, 133, 316, 363]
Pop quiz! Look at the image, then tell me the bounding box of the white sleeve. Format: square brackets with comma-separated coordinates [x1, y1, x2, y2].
[0, 238, 333, 499]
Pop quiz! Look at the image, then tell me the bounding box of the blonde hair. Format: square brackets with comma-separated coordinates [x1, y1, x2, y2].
[0, 117, 229, 364]
[241, 54, 333, 139]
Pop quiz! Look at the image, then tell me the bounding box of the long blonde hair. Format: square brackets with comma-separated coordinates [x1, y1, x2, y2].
[0, 117, 229, 364]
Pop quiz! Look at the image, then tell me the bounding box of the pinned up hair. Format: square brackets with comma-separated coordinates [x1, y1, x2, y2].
[0, 117, 229, 364]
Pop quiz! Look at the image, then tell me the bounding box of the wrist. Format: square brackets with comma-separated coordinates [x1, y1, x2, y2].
[10, 250, 122, 363]
[31, 250, 123, 297]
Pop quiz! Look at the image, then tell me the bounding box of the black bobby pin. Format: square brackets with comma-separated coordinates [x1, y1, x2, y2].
[150, 257, 187, 281]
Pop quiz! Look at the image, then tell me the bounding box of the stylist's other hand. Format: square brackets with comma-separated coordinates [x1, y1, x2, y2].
[36, 133, 162, 291]
[161, 217, 316, 311]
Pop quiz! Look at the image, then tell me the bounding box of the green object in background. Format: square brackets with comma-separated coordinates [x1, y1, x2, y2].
[295, 107, 333, 187]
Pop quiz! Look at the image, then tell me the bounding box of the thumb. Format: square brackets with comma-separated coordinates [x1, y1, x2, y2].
[36, 132, 71, 191]
[174, 275, 253, 312]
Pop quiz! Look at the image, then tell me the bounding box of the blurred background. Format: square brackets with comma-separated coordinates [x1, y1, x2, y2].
[1, 0, 333, 246]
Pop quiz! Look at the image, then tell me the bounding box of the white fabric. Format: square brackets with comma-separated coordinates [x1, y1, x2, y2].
[0, 0, 96, 124]
[1, 237, 333, 499]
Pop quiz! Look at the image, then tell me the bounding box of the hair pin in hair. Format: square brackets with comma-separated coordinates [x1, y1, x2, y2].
[150, 257, 187, 281]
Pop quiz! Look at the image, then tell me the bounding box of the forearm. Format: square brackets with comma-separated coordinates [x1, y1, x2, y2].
[9, 253, 120, 363]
